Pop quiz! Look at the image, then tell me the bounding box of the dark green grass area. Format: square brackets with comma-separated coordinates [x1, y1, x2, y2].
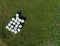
[0, 0, 60, 46]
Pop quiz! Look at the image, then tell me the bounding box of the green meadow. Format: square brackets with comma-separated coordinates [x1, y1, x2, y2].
[0, 0, 60, 46]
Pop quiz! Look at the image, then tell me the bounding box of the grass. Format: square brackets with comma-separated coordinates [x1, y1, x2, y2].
[0, 0, 60, 46]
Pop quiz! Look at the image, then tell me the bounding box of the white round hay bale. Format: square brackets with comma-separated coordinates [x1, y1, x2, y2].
[8, 23, 11, 26]
[6, 26, 9, 29]
[14, 27, 17, 30]
[10, 25, 13, 28]
[17, 29, 20, 32]
[21, 19, 24, 23]
[10, 21, 13, 24]
[18, 19, 21, 22]
[15, 25, 18, 27]
[16, 17, 19, 20]
[12, 18, 15, 21]
[12, 22, 16, 25]
[15, 20, 17, 22]
[17, 22, 20, 25]
[14, 31, 17, 34]
[11, 29, 14, 32]
[19, 25, 22, 28]
[16, 13, 19, 17]
[8, 28, 11, 31]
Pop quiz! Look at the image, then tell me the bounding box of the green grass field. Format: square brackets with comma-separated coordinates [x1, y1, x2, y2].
[0, 0, 60, 46]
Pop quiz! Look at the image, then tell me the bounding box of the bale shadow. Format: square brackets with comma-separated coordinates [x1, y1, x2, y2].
[17, 11, 27, 29]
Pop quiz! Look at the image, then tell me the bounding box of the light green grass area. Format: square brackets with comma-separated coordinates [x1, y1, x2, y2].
[0, 0, 60, 46]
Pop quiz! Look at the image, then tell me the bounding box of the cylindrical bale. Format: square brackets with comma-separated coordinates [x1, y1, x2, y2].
[10, 25, 13, 28]
[14, 31, 17, 34]
[19, 25, 22, 28]
[16, 13, 19, 17]
[10, 21, 13, 24]
[6, 26, 9, 29]
[12, 18, 15, 21]
[8, 23, 11, 26]
[17, 29, 21, 32]
[21, 19, 24, 23]
[11, 29, 14, 32]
